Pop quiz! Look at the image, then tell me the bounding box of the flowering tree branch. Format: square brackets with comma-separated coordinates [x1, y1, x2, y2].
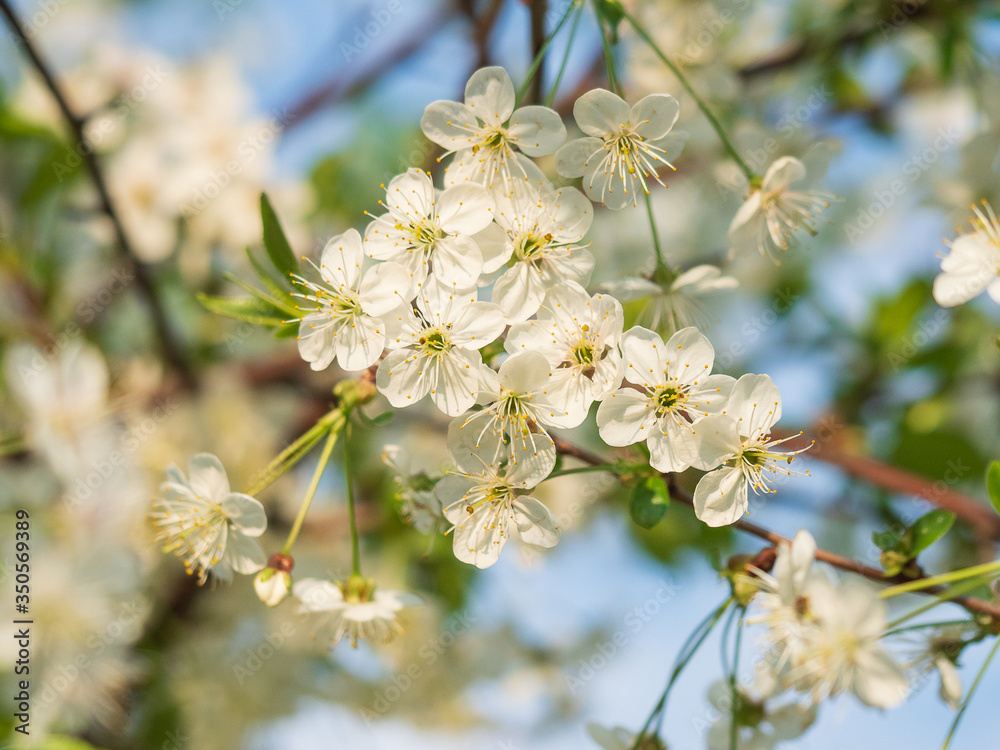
[0, 0, 196, 389]
[550, 436, 1000, 621]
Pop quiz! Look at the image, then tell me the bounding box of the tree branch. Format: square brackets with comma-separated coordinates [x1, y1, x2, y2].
[550, 436, 1000, 621]
[0, 0, 196, 389]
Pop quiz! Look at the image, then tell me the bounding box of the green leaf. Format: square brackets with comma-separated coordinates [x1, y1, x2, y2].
[872, 529, 902, 552]
[909, 509, 956, 556]
[260, 192, 298, 280]
[197, 293, 287, 326]
[246, 246, 294, 297]
[629, 475, 669, 529]
[987, 461, 1000, 516]
[224, 272, 298, 317]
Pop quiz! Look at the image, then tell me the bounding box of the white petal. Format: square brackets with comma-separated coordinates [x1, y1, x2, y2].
[621, 326, 667, 387]
[687, 413, 741, 470]
[573, 88, 629, 137]
[225, 530, 267, 575]
[491, 263, 546, 322]
[507, 105, 566, 156]
[188, 453, 230, 499]
[385, 168, 434, 219]
[376, 349, 432, 408]
[465, 66, 515, 124]
[663, 326, 716, 386]
[359, 261, 413, 316]
[431, 234, 484, 288]
[693, 466, 747, 527]
[630, 94, 679, 141]
[430, 348, 482, 416]
[437, 182, 495, 235]
[762, 156, 806, 193]
[729, 373, 782, 437]
[335, 314, 386, 371]
[421, 100, 479, 149]
[221, 492, 267, 535]
[512, 495, 560, 548]
[448, 301, 507, 348]
[596, 388, 656, 446]
[852, 647, 909, 708]
[554, 137, 605, 179]
[319, 229, 364, 289]
[472, 222, 511, 273]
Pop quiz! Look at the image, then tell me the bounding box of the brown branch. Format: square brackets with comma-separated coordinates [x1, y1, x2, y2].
[527, 0, 548, 104]
[775, 427, 1000, 538]
[550, 436, 1000, 621]
[282, 5, 454, 133]
[0, 0, 196, 390]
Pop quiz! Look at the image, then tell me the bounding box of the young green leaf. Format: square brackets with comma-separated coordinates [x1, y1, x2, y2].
[986, 461, 1000, 516]
[909, 509, 956, 557]
[197, 293, 287, 327]
[260, 192, 298, 281]
[629, 475, 669, 529]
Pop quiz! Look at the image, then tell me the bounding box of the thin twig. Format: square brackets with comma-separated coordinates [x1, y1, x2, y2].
[0, 0, 196, 388]
[550, 436, 1000, 621]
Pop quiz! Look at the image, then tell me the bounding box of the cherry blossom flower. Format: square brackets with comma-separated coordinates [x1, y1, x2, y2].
[506, 282, 624, 416]
[421, 66, 565, 191]
[555, 88, 684, 209]
[363, 168, 501, 289]
[705, 677, 817, 750]
[478, 177, 595, 322]
[437, 429, 559, 569]
[293, 576, 421, 647]
[377, 283, 506, 416]
[687, 374, 810, 527]
[932, 201, 1000, 307]
[382, 444, 445, 534]
[601, 264, 738, 332]
[596, 326, 735, 473]
[150, 453, 267, 583]
[792, 576, 909, 708]
[292, 228, 413, 372]
[450, 352, 566, 468]
[727, 156, 833, 262]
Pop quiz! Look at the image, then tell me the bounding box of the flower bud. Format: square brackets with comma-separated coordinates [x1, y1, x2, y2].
[254, 553, 294, 607]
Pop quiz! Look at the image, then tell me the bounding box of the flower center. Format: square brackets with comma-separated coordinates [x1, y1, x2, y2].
[474, 126, 509, 153]
[652, 385, 684, 414]
[514, 233, 552, 263]
[418, 328, 452, 355]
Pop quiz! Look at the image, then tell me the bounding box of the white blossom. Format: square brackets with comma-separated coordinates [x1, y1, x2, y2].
[377, 283, 506, 416]
[601, 264, 738, 332]
[450, 352, 566, 468]
[150, 453, 267, 583]
[506, 282, 625, 416]
[478, 177, 595, 322]
[382, 444, 445, 534]
[292, 228, 413, 372]
[688, 374, 810, 527]
[421, 66, 565, 191]
[294, 576, 420, 647]
[555, 88, 684, 209]
[596, 326, 735, 473]
[363, 168, 500, 289]
[727, 156, 833, 262]
[437, 429, 559, 569]
[932, 201, 1000, 307]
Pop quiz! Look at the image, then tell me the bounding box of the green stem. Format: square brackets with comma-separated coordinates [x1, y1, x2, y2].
[595, 7, 623, 97]
[0, 435, 27, 456]
[631, 596, 734, 748]
[643, 189, 667, 269]
[881, 619, 974, 639]
[545, 4, 583, 107]
[941, 636, 1000, 750]
[280, 418, 344, 555]
[546, 465, 618, 479]
[516, 0, 580, 107]
[244, 408, 343, 497]
[879, 559, 1000, 600]
[622, 9, 757, 181]
[885, 575, 998, 630]
[344, 420, 361, 576]
[729, 609, 745, 750]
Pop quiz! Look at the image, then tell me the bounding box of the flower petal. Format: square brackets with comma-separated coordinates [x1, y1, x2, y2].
[693, 465, 747, 527]
[573, 88, 629, 137]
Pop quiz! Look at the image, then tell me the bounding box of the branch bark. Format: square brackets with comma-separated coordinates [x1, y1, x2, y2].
[550, 436, 1000, 622]
[0, 0, 196, 389]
